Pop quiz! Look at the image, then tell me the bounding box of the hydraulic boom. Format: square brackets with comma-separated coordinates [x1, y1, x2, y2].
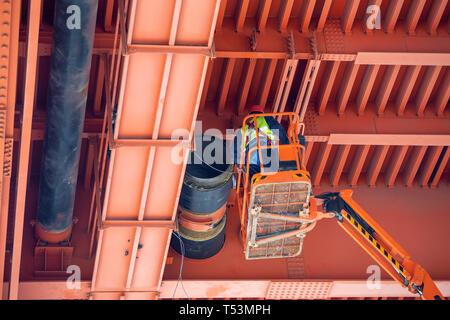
[317, 190, 444, 300]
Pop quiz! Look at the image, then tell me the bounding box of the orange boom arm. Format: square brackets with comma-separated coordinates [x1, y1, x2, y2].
[317, 190, 444, 300]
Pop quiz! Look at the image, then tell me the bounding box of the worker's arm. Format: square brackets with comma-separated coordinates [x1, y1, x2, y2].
[264, 116, 290, 145]
[316, 190, 444, 300]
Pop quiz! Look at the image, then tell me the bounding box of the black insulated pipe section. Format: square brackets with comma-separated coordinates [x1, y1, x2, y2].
[171, 135, 233, 259]
[36, 0, 99, 236]
[179, 135, 234, 213]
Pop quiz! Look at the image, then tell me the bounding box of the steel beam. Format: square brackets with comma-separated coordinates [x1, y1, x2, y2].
[330, 145, 351, 187]
[375, 65, 400, 116]
[0, 0, 20, 301]
[348, 145, 370, 187]
[385, 146, 408, 187]
[237, 58, 256, 115]
[84, 138, 95, 190]
[419, 146, 444, 187]
[278, 0, 295, 33]
[91, 0, 221, 300]
[415, 66, 442, 116]
[101, 219, 175, 229]
[111, 139, 189, 148]
[272, 59, 298, 117]
[336, 62, 359, 116]
[354, 53, 450, 66]
[217, 58, 236, 115]
[341, 0, 360, 34]
[94, 56, 105, 116]
[5, 280, 450, 300]
[426, 0, 448, 35]
[430, 147, 450, 188]
[404, 146, 428, 187]
[317, 61, 341, 115]
[199, 59, 214, 110]
[104, 0, 115, 32]
[162, 280, 450, 299]
[383, 0, 404, 34]
[24, 23, 450, 60]
[235, 0, 250, 32]
[405, 0, 426, 36]
[122, 0, 182, 299]
[312, 142, 332, 186]
[303, 141, 314, 168]
[367, 145, 389, 187]
[257, 0, 272, 32]
[396, 66, 421, 116]
[435, 70, 450, 116]
[216, 0, 228, 30]
[316, 0, 333, 33]
[294, 59, 321, 121]
[299, 0, 316, 33]
[9, 0, 42, 300]
[356, 64, 380, 116]
[127, 44, 211, 56]
[328, 134, 450, 146]
[257, 59, 278, 109]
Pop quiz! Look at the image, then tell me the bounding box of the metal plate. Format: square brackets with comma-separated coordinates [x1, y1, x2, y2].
[245, 180, 311, 260]
[266, 281, 333, 300]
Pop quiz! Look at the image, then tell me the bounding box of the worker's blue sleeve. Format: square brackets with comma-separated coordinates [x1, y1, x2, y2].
[264, 116, 290, 145]
[232, 129, 272, 167]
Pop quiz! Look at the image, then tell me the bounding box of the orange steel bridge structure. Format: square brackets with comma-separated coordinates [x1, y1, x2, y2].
[0, 0, 449, 300]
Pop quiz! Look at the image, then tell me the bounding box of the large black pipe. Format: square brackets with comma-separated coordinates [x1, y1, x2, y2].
[36, 0, 98, 242]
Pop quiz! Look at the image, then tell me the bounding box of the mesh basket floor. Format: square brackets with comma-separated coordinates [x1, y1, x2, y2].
[245, 181, 311, 260]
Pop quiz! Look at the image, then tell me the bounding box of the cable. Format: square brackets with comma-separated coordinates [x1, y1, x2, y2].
[192, 150, 232, 174]
[192, 151, 246, 190]
[172, 231, 189, 299]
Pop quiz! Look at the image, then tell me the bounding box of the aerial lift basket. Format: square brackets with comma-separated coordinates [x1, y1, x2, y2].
[234, 115, 444, 299]
[245, 171, 313, 259]
[236, 112, 316, 260]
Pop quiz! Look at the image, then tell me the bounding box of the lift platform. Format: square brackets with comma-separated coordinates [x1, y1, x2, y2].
[235, 112, 444, 300]
[236, 112, 331, 259]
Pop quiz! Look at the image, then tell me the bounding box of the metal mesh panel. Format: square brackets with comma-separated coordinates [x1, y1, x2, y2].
[245, 181, 311, 260]
[266, 281, 333, 300]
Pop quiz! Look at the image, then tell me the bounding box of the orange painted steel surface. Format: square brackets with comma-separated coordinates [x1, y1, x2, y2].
[4, 0, 450, 300]
[3, 280, 450, 300]
[164, 185, 450, 283]
[90, 0, 221, 300]
[0, 0, 20, 300]
[329, 189, 443, 299]
[9, 0, 41, 300]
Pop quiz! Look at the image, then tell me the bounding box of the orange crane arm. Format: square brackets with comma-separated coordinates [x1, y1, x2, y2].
[316, 189, 444, 300]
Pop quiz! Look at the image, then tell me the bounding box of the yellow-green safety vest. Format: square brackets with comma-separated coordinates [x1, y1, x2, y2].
[241, 116, 276, 149]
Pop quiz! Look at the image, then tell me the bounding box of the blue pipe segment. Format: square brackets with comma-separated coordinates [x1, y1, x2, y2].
[37, 0, 99, 235]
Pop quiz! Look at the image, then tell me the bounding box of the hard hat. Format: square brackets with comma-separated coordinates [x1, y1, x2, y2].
[249, 105, 264, 114]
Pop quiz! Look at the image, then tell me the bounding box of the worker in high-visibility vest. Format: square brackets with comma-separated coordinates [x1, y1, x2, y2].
[233, 105, 291, 177]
